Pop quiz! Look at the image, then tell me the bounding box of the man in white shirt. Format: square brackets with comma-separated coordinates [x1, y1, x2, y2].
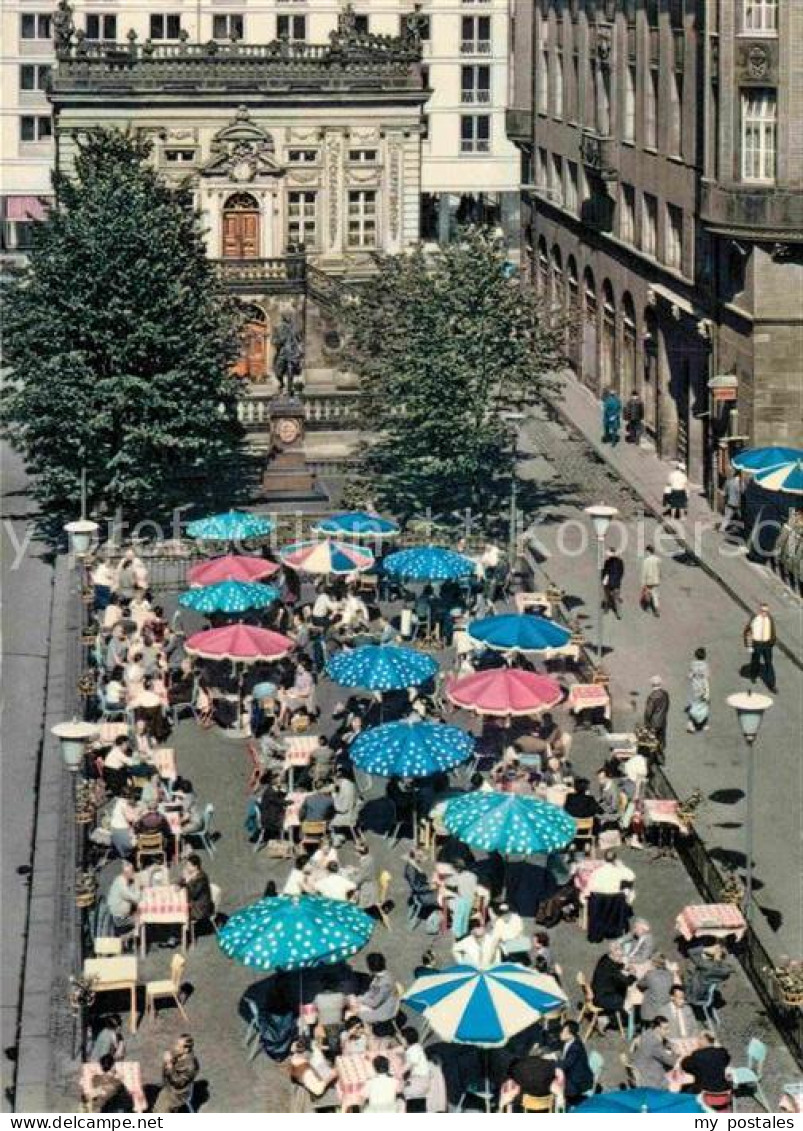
[314, 861, 356, 902]
[452, 921, 495, 969]
[640, 545, 661, 617]
[589, 850, 635, 896]
[330, 773, 359, 847]
[488, 903, 526, 962]
[743, 602, 778, 693]
[107, 862, 139, 932]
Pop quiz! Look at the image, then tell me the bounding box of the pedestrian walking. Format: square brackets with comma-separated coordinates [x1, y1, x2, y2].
[644, 675, 670, 758]
[601, 388, 622, 446]
[743, 602, 778, 693]
[719, 471, 743, 534]
[601, 548, 624, 619]
[664, 462, 688, 519]
[152, 1035, 199, 1113]
[686, 647, 711, 733]
[623, 390, 645, 445]
[639, 544, 661, 617]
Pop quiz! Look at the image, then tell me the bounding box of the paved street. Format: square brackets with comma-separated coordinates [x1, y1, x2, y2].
[0, 444, 56, 1108]
[517, 401, 803, 958]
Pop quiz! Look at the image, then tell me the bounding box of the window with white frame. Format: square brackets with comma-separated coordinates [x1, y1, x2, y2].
[665, 203, 683, 270]
[287, 191, 317, 249]
[741, 88, 776, 182]
[460, 16, 491, 54]
[743, 0, 777, 33]
[348, 148, 378, 163]
[553, 51, 564, 118]
[20, 13, 51, 38]
[213, 14, 244, 40]
[461, 65, 491, 104]
[20, 115, 52, 142]
[85, 14, 117, 40]
[277, 14, 306, 40]
[150, 13, 182, 39]
[645, 68, 659, 149]
[620, 183, 636, 243]
[347, 190, 377, 248]
[623, 65, 636, 143]
[642, 192, 658, 256]
[19, 64, 51, 91]
[288, 148, 318, 163]
[460, 114, 490, 153]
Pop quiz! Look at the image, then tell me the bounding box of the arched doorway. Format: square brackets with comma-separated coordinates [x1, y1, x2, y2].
[232, 304, 270, 381]
[567, 256, 580, 372]
[582, 267, 598, 391]
[601, 280, 616, 392]
[622, 292, 637, 398]
[222, 192, 261, 259]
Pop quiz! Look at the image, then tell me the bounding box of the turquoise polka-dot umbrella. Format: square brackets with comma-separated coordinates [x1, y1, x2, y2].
[218, 895, 374, 972]
[326, 644, 438, 691]
[178, 580, 280, 615]
[351, 719, 474, 779]
[186, 510, 275, 541]
[443, 791, 576, 856]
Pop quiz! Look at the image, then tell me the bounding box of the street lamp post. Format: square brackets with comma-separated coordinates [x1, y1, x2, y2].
[583, 504, 619, 660]
[726, 690, 773, 921]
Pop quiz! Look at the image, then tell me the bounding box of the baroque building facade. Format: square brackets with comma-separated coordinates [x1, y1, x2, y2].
[507, 0, 803, 489]
[44, 5, 427, 438]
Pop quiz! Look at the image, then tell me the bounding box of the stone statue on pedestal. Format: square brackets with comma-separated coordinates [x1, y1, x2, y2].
[271, 313, 304, 396]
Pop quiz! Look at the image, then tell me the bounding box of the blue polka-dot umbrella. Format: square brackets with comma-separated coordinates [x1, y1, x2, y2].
[186, 510, 275, 541]
[381, 545, 476, 582]
[351, 719, 474, 779]
[326, 643, 438, 691]
[218, 894, 374, 972]
[178, 580, 280, 615]
[443, 791, 576, 856]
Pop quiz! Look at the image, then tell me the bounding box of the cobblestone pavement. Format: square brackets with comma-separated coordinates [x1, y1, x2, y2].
[517, 404, 802, 958]
[56, 630, 800, 1111]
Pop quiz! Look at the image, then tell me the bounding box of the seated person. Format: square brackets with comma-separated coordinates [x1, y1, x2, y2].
[632, 1017, 677, 1089]
[330, 770, 360, 845]
[564, 778, 602, 821]
[314, 861, 356, 902]
[134, 800, 172, 844]
[665, 984, 698, 1041]
[508, 1050, 557, 1103]
[287, 1037, 338, 1112]
[590, 943, 634, 1025]
[340, 1015, 369, 1055]
[353, 953, 399, 1026]
[300, 786, 335, 826]
[86, 1053, 133, 1113]
[108, 790, 142, 857]
[180, 853, 214, 925]
[257, 773, 288, 843]
[680, 1030, 731, 1094]
[364, 1055, 402, 1114]
[311, 737, 335, 786]
[282, 853, 312, 896]
[106, 861, 140, 935]
[314, 972, 347, 1050]
[404, 849, 440, 920]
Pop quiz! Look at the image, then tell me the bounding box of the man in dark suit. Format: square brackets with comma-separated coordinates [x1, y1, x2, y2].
[557, 1021, 593, 1107]
[591, 943, 634, 1024]
[509, 1052, 556, 1100]
[681, 1031, 731, 1094]
[601, 550, 625, 619]
[564, 778, 601, 821]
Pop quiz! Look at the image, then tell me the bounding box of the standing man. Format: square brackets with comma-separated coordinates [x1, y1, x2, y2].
[153, 1035, 199, 1113]
[640, 544, 661, 617]
[644, 676, 670, 757]
[624, 389, 645, 445]
[601, 548, 625, 619]
[601, 389, 622, 446]
[557, 1020, 594, 1108]
[719, 471, 743, 534]
[743, 602, 778, 694]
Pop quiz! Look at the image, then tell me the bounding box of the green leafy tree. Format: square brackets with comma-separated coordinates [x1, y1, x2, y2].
[2, 129, 244, 528]
[337, 227, 569, 522]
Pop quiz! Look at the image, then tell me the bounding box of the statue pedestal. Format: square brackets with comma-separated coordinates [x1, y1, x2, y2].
[261, 396, 325, 502]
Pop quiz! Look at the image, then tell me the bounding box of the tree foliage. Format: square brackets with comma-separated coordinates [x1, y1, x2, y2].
[2, 129, 244, 527]
[337, 227, 569, 522]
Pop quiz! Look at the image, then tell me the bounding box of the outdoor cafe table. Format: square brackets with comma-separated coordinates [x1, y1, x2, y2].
[335, 1049, 405, 1111]
[138, 884, 189, 955]
[566, 683, 611, 723]
[82, 956, 138, 1032]
[80, 1060, 147, 1112]
[675, 904, 747, 943]
[283, 735, 320, 789]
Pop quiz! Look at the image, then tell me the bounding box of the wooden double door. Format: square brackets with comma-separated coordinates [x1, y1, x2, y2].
[222, 194, 261, 259]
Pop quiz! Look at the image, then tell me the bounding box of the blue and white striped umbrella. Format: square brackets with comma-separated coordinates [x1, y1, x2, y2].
[382, 545, 476, 583]
[218, 895, 374, 972]
[468, 613, 571, 653]
[752, 458, 803, 496]
[731, 445, 802, 474]
[186, 510, 275, 541]
[350, 719, 474, 778]
[313, 511, 400, 539]
[178, 580, 280, 614]
[403, 964, 567, 1046]
[443, 791, 576, 856]
[326, 644, 438, 691]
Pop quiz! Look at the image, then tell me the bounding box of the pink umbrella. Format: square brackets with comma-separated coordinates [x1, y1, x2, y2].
[188, 555, 280, 587]
[446, 669, 564, 717]
[185, 624, 294, 664]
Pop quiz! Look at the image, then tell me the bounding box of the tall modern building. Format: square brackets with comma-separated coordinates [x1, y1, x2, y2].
[507, 0, 802, 487]
[2, 0, 520, 256]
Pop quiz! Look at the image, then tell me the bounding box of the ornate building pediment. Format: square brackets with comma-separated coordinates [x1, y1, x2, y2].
[202, 106, 284, 182]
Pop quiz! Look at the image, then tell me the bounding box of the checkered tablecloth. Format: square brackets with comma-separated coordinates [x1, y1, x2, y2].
[335, 1050, 405, 1107]
[675, 903, 747, 941]
[284, 735, 320, 767]
[153, 747, 177, 779]
[567, 683, 611, 719]
[80, 1061, 146, 1112]
[99, 721, 128, 744]
[138, 884, 188, 925]
[643, 799, 686, 829]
